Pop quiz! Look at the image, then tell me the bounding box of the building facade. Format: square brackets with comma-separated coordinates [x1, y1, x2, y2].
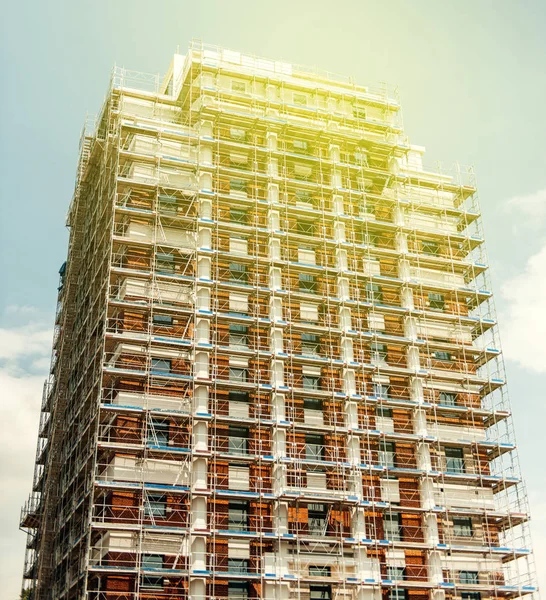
[20, 42, 537, 600]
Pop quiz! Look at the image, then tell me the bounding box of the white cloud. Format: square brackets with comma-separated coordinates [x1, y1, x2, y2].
[0, 324, 52, 364]
[504, 186, 546, 231]
[500, 242, 546, 372]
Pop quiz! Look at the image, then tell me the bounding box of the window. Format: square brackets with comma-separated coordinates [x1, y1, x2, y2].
[310, 586, 331, 600]
[303, 374, 320, 390]
[439, 391, 457, 406]
[156, 252, 175, 274]
[151, 358, 171, 374]
[384, 513, 402, 541]
[229, 390, 249, 403]
[299, 273, 317, 293]
[158, 194, 177, 215]
[230, 262, 248, 283]
[387, 566, 405, 581]
[378, 441, 396, 468]
[230, 127, 247, 142]
[433, 351, 452, 361]
[297, 220, 315, 236]
[353, 106, 367, 120]
[429, 292, 445, 311]
[422, 240, 439, 256]
[461, 594, 481, 600]
[309, 566, 331, 577]
[453, 517, 473, 538]
[148, 419, 169, 446]
[376, 406, 393, 418]
[144, 494, 166, 518]
[229, 426, 249, 455]
[228, 581, 249, 600]
[373, 383, 390, 399]
[229, 367, 248, 383]
[445, 447, 465, 473]
[230, 208, 248, 223]
[293, 139, 310, 154]
[229, 324, 249, 349]
[141, 554, 163, 589]
[308, 503, 328, 535]
[152, 314, 173, 327]
[354, 150, 368, 165]
[231, 80, 246, 93]
[295, 189, 313, 205]
[366, 283, 383, 303]
[230, 179, 248, 193]
[370, 342, 388, 363]
[460, 571, 479, 585]
[293, 93, 308, 106]
[304, 398, 323, 411]
[228, 501, 249, 531]
[306, 434, 324, 460]
[301, 333, 320, 357]
[228, 558, 249, 573]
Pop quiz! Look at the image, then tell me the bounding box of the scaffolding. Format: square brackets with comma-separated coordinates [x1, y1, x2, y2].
[20, 40, 537, 600]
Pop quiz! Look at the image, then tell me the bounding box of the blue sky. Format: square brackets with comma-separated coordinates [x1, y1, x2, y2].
[1, 1, 545, 596]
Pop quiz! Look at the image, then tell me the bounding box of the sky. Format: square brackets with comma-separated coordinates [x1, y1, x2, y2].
[1, 0, 545, 596]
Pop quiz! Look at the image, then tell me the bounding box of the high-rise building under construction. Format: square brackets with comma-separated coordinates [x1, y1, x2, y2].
[20, 41, 537, 600]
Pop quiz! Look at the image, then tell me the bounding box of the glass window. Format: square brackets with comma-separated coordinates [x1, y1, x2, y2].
[461, 594, 481, 600]
[228, 501, 249, 531]
[308, 503, 328, 535]
[295, 189, 313, 204]
[422, 240, 439, 256]
[293, 93, 308, 106]
[229, 262, 248, 283]
[293, 139, 310, 154]
[387, 566, 405, 581]
[439, 391, 457, 406]
[228, 581, 249, 600]
[229, 324, 249, 349]
[303, 375, 320, 390]
[366, 283, 383, 303]
[383, 513, 402, 541]
[297, 220, 315, 235]
[151, 358, 171, 374]
[460, 571, 479, 585]
[453, 517, 473, 537]
[231, 80, 246, 93]
[141, 554, 163, 589]
[158, 194, 178, 214]
[229, 390, 249, 403]
[309, 565, 331, 577]
[304, 398, 323, 411]
[230, 127, 247, 142]
[434, 351, 452, 361]
[310, 586, 331, 600]
[230, 208, 248, 223]
[152, 314, 173, 327]
[378, 441, 396, 468]
[301, 333, 320, 357]
[353, 106, 367, 120]
[429, 292, 445, 310]
[299, 273, 317, 293]
[230, 179, 248, 193]
[306, 434, 324, 460]
[229, 367, 248, 383]
[376, 406, 393, 418]
[373, 383, 390, 399]
[445, 447, 465, 473]
[148, 419, 169, 446]
[229, 426, 249, 455]
[228, 558, 249, 573]
[144, 494, 166, 518]
[370, 342, 388, 363]
[156, 252, 175, 274]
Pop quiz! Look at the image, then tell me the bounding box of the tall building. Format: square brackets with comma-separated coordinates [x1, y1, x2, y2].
[20, 41, 537, 600]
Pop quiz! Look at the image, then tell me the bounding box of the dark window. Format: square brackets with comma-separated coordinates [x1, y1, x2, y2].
[158, 195, 178, 215]
[148, 419, 169, 446]
[144, 494, 166, 518]
[228, 501, 249, 531]
[376, 406, 393, 418]
[156, 252, 175, 274]
[230, 179, 248, 193]
[303, 375, 320, 390]
[228, 581, 249, 600]
[141, 554, 163, 589]
[445, 447, 465, 473]
[453, 517, 473, 537]
[229, 262, 248, 283]
[370, 342, 387, 363]
[387, 566, 405, 581]
[378, 441, 396, 468]
[460, 571, 479, 585]
[229, 366, 248, 383]
[301, 333, 320, 357]
[383, 513, 402, 541]
[353, 106, 367, 120]
[366, 283, 383, 303]
[309, 565, 331, 577]
[305, 434, 324, 460]
[229, 390, 249, 403]
[230, 128, 247, 142]
[433, 351, 452, 361]
[429, 292, 445, 311]
[151, 358, 171, 374]
[299, 273, 317, 293]
[297, 220, 315, 235]
[308, 503, 328, 535]
[310, 586, 331, 600]
[295, 189, 313, 205]
[461, 594, 481, 600]
[229, 324, 249, 349]
[439, 391, 457, 406]
[230, 208, 248, 223]
[422, 240, 439, 256]
[228, 558, 249, 573]
[152, 314, 173, 327]
[229, 426, 249, 455]
[373, 383, 390, 399]
[304, 398, 323, 411]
